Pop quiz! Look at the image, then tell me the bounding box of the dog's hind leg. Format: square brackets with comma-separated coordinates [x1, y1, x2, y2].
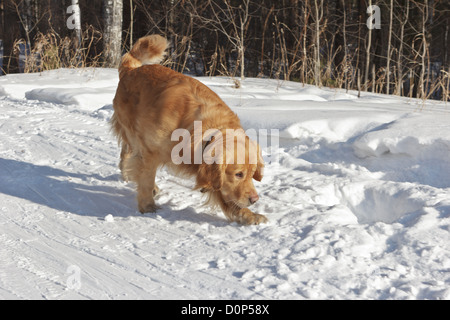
[135, 152, 160, 213]
[152, 184, 160, 197]
[119, 143, 133, 181]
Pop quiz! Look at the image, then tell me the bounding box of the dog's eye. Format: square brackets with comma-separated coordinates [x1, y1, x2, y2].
[235, 172, 244, 178]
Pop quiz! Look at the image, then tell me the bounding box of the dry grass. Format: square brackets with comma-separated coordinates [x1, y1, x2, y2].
[8, 25, 103, 74]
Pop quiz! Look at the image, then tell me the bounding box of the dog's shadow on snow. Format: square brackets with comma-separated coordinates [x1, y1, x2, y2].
[0, 158, 227, 225]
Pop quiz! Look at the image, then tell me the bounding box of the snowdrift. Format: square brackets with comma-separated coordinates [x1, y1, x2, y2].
[0, 68, 449, 299]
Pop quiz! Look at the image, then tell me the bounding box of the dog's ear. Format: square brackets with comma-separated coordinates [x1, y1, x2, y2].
[253, 163, 264, 182]
[253, 147, 264, 182]
[196, 163, 223, 191]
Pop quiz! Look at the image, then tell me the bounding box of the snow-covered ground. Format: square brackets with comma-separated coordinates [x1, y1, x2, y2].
[0, 68, 449, 300]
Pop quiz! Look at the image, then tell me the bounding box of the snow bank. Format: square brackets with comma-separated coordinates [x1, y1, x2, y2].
[0, 68, 118, 111]
[0, 68, 449, 300]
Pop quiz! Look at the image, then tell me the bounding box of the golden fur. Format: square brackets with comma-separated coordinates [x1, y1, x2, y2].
[111, 35, 267, 225]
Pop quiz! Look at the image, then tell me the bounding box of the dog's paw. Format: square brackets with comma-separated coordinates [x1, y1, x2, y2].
[250, 213, 268, 225]
[236, 208, 268, 225]
[138, 201, 159, 214]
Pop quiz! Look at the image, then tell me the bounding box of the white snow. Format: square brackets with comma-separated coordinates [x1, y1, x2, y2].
[0, 68, 449, 300]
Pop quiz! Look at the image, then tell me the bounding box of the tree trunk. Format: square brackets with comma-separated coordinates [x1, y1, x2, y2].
[103, 0, 123, 68]
[129, 0, 134, 48]
[301, 0, 309, 86]
[22, 0, 32, 48]
[342, 0, 348, 91]
[70, 0, 82, 47]
[313, 0, 323, 87]
[386, 0, 393, 94]
[418, 0, 429, 99]
[395, 0, 409, 96]
[238, 0, 250, 80]
[364, 0, 373, 91]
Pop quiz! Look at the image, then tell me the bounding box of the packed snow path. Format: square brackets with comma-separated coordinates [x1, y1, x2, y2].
[0, 68, 449, 299]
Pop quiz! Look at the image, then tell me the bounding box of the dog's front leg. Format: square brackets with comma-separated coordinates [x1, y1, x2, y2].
[220, 200, 267, 225]
[234, 208, 268, 225]
[137, 176, 158, 213]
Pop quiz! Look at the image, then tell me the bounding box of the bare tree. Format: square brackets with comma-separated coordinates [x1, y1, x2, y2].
[418, 0, 429, 99]
[386, 0, 393, 94]
[301, 0, 310, 86]
[68, 0, 82, 46]
[394, 0, 409, 96]
[11, 0, 33, 50]
[103, 0, 123, 68]
[312, 0, 323, 87]
[190, 0, 251, 80]
[365, 0, 374, 91]
[129, 0, 134, 48]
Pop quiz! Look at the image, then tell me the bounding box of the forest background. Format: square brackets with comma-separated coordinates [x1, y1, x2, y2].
[0, 0, 449, 101]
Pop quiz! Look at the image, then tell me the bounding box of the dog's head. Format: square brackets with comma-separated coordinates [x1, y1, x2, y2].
[196, 130, 264, 208]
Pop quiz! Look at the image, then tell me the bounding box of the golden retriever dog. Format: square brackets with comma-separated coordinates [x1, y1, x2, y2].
[111, 35, 267, 225]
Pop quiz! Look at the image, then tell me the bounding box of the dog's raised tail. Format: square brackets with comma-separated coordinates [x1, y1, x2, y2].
[118, 35, 168, 79]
